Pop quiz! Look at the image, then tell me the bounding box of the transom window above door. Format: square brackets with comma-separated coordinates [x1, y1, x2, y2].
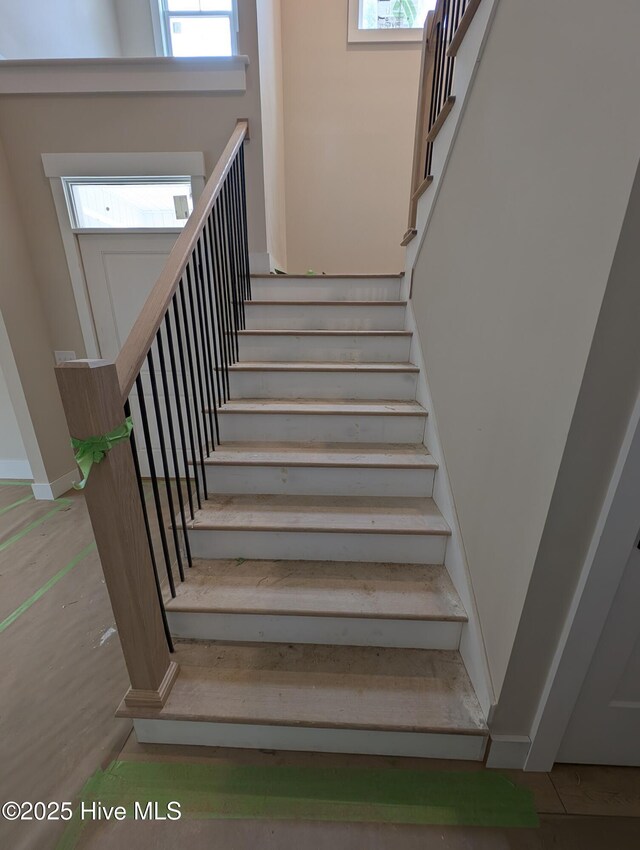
[159, 0, 238, 57]
[349, 0, 437, 42]
[62, 177, 194, 231]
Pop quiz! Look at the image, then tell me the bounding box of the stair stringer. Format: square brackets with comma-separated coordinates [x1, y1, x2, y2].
[405, 299, 495, 718]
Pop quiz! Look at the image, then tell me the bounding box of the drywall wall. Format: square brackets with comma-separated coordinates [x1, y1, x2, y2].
[114, 0, 158, 57]
[0, 0, 122, 59]
[0, 0, 268, 358]
[0, 137, 75, 490]
[492, 154, 640, 740]
[281, 0, 420, 273]
[256, 0, 287, 270]
[410, 0, 640, 698]
[0, 359, 30, 479]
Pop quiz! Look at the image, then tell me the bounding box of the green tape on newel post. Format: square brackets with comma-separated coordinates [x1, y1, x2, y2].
[71, 417, 133, 490]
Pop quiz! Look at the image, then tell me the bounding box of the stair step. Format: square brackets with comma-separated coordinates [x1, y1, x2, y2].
[200, 442, 436, 496]
[228, 362, 419, 401]
[217, 399, 427, 443]
[250, 274, 403, 302]
[245, 301, 406, 331]
[119, 641, 487, 759]
[237, 330, 413, 364]
[183, 495, 450, 564]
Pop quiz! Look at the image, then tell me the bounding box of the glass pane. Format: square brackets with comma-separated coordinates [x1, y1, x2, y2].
[166, 1, 232, 12]
[360, 0, 436, 30]
[169, 15, 232, 57]
[66, 179, 193, 229]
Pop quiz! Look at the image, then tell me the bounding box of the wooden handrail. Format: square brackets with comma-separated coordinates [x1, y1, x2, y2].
[447, 0, 482, 57]
[116, 119, 249, 399]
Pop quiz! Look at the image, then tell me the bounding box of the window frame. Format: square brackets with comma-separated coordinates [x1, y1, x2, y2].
[157, 0, 239, 57]
[347, 0, 428, 44]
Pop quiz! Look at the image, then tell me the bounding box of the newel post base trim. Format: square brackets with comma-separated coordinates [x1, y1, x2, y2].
[124, 661, 180, 709]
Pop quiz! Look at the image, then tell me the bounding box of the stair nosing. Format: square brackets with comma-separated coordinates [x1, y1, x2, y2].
[245, 300, 407, 307]
[199, 445, 437, 469]
[229, 362, 419, 373]
[251, 273, 405, 280]
[238, 330, 412, 336]
[217, 400, 427, 416]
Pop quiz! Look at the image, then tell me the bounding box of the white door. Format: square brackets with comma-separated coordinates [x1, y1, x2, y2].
[558, 537, 640, 765]
[78, 233, 178, 360]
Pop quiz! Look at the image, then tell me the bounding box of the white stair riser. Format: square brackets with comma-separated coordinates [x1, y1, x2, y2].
[245, 304, 406, 331]
[134, 719, 487, 761]
[218, 412, 426, 443]
[238, 334, 412, 363]
[229, 370, 418, 400]
[167, 611, 462, 650]
[251, 278, 402, 302]
[204, 464, 435, 497]
[186, 528, 448, 564]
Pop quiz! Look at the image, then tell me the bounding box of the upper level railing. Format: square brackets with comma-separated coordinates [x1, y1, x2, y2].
[403, 0, 481, 246]
[56, 120, 251, 710]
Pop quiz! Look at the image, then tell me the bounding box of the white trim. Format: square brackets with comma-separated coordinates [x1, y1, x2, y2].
[159, 0, 239, 57]
[0, 56, 248, 94]
[486, 736, 531, 770]
[347, 0, 426, 43]
[43, 153, 206, 360]
[0, 459, 32, 480]
[525, 384, 640, 771]
[149, 0, 168, 56]
[31, 468, 78, 501]
[134, 718, 487, 760]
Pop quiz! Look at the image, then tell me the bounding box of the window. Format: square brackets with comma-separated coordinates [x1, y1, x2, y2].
[63, 177, 194, 230]
[348, 0, 436, 43]
[159, 0, 238, 57]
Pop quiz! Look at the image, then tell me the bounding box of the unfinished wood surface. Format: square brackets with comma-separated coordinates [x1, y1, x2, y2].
[411, 176, 434, 203]
[218, 399, 427, 416]
[56, 360, 176, 706]
[401, 228, 418, 246]
[550, 764, 640, 817]
[447, 0, 483, 57]
[116, 119, 248, 398]
[251, 274, 404, 280]
[202, 442, 436, 469]
[166, 559, 466, 621]
[229, 362, 419, 373]
[425, 96, 456, 143]
[245, 300, 408, 308]
[185, 495, 450, 536]
[238, 329, 413, 337]
[118, 641, 487, 735]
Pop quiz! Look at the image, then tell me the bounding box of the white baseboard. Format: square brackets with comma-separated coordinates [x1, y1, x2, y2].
[485, 735, 531, 769]
[31, 468, 77, 501]
[249, 251, 272, 274]
[0, 458, 32, 479]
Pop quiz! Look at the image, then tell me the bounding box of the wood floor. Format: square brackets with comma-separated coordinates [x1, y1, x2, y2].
[1, 481, 639, 850]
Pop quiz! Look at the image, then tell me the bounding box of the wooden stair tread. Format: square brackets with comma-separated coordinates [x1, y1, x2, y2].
[251, 273, 404, 279]
[245, 300, 407, 307]
[238, 330, 412, 336]
[218, 399, 427, 416]
[117, 641, 487, 735]
[166, 559, 466, 621]
[204, 442, 436, 469]
[185, 495, 450, 536]
[229, 361, 418, 373]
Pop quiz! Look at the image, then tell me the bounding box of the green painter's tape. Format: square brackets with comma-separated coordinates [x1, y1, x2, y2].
[55, 760, 538, 848]
[0, 498, 71, 554]
[71, 417, 133, 490]
[0, 493, 34, 517]
[0, 480, 31, 487]
[0, 542, 96, 634]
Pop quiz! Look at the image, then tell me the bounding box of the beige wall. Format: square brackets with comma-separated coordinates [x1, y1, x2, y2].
[0, 359, 29, 471]
[0, 0, 121, 59]
[256, 0, 287, 270]
[0, 1, 268, 357]
[281, 0, 420, 273]
[114, 0, 157, 57]
[410, 0, 640, 698]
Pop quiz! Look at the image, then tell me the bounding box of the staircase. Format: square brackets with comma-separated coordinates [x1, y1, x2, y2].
[118, 273, 488, 760]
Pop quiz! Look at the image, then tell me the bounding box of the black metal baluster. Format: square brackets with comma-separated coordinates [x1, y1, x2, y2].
[177, 282, 208, 501]
[225, 176, 244, 336]
[156, 325, 193, 571]
[201, 221, 226, 405]
[185, 260, 213, 455]
[238, 144, 252, 301]
[211, 206, 234, 391]
[234, 157, 248, 307]
[135, 373, 176, 598]
[228, 163, 245, 330]
[165, 304, 196, 519]
[194, 241, 219, 445]
[125, 398, 174, 651]
[215, 197, 239, 363]
[207, 212, 231, 401]
[224, 177, 242, 359]
[147, 345, 185, 582]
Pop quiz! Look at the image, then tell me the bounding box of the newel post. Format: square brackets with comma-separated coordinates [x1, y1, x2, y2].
[56, 359, 178, 708]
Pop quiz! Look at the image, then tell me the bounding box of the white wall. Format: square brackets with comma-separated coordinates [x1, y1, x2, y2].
[0, 359, 30, 479]
[0, 0, 122, 59]
[256, 0, 287, 269]
[410, 0, 640, 698]
[281, 0, 420, 273]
